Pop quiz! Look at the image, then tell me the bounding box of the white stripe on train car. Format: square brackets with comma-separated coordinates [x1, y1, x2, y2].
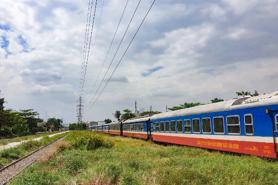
[151, 132, 274, 143]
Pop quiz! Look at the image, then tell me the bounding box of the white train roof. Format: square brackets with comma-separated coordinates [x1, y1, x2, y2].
[123, 116, 150, 124]
[151, 91, 278, 120]
[106, 122, 121, 126]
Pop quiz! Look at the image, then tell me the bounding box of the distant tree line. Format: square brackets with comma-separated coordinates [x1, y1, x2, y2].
[111, 108, 161, 122]
[167, 90, 260, 111]
[68, 123, 87, 130]
[100, 90, 261, 123]
[0, 96, 63, 138]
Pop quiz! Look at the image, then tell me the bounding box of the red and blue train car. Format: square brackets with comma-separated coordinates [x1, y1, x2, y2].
[122, 117, 150, 140]
[94, 91, 278, 159]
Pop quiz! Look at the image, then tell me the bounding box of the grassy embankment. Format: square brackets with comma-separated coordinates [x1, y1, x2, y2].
[0, 131, 60, 146]
[9, 131, 278, 185]
[0, 132, 68, 168]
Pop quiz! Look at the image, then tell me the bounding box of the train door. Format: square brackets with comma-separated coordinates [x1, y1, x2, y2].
[266, 108, 278, 158]
[147, 120, 152, 140]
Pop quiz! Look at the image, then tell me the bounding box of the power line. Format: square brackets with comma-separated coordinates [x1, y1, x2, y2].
[90, 0, 156, 107]
[80, 0, 94, 93]
[78, 0, 98, 122]
[88, 0, 143, 105]
[80, 0, 98, 95]
[89, 0, 130, 94]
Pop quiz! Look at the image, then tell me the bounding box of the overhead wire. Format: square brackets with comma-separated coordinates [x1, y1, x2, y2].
[80, 0, 98, 96]
[79, 0, 94, 93]
[88, 0, 143, 105]
[88, 0, 130, 95]
[89, 0, 156, 107]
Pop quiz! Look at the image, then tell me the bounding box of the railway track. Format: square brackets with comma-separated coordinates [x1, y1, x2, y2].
[0, 137, 65, 185]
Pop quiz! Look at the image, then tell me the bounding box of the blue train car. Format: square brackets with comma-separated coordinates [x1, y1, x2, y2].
[122, 117, 150, 140]
[150, 92, 278, 158]
[94, 91, 278, 158]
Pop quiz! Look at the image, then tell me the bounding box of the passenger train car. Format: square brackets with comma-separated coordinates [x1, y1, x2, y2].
[122, 117, 150, 140]
[93, 91, 278, 159]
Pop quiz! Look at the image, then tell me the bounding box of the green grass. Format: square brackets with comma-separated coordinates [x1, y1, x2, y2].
[0, 132, 68, 168]
[8, 131, 278, 185]
[0, 131, 60, 146]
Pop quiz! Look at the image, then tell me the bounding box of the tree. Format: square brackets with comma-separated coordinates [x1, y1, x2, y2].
[46, 118, 63, 131]
[168, 102, 202, 111]
[19, 109, 41, 134]
[252, 90, 259, 97]
[37, 121, 47, 132]
[104, 119, 112, 124]
[0, 109, 28, 137]
[121, 109, 136, 121]
[236, 91, 251, 97]
[0, 98, 4, 111]
[114, 110, 121, 122]
[69, 123, 87, 130]
[211, 98, 224, 103]
[140, 111, 161, 116]
[236, 90, 259, 97]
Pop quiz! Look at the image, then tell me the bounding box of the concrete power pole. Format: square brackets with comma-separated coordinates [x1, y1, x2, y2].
[77, 96, 83, 123]
[149, 105, 152, 116]
[135, 100, 139, 116]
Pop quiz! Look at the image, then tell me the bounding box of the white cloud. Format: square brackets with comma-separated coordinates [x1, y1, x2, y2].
[225, 28, 258, 40]
[223, 0, 259, 15]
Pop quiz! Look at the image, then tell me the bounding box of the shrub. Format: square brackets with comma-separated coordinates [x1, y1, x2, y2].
[22, 140, 41, 151]
[107, 164, 123, 184]
[86, 135, 113, 150]
[64, 156, 87, 175]
[9, 168, 58, 185]
[158, 167, 210, 185]
[121, 172, 139, 185]
[67, 132, 114, 150]
[0, 148, 23, 159]
[0, 158, 9, 168]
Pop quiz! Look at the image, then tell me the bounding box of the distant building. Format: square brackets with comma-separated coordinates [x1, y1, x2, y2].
[87, 121, 106, 129]
[97, 121, 105, 126]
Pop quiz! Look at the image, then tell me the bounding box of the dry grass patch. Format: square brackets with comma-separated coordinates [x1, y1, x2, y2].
[38, 140, 70, 162]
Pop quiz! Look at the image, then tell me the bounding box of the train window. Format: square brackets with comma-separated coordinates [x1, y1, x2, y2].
[170, 121, 176, 132]
[132, 124, 135, 131]
[177, 120, 183, 132]
[192, 119, 200, 133]
[227, 115, 240, 134]
[136, 124, 139, 131]
[165, 122, 170, 132]
[202, 118, 211, 133]
[155, 123, 160, 132]
[160, 122, 165, 132]
[184, 120, 191, 133]
[244, 114, 253, 135]
[213, 117, 224, 134]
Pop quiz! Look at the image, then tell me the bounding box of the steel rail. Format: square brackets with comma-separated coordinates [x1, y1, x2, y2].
[0, 137, 65, 185]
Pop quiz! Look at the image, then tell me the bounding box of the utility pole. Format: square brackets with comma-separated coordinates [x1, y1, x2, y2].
[166, 105, 168, 112]
[135, 100, 139, 116]
[149, 105, 152, 116]
[77, 96, 83, 123]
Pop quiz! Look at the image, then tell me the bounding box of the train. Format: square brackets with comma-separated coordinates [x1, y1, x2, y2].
[92, 91, 278, 159]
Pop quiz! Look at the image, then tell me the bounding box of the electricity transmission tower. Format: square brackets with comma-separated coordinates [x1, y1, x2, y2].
[77, 96, 83, 123]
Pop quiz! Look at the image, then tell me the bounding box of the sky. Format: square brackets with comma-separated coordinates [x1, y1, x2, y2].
[0, 0, 278, 123]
